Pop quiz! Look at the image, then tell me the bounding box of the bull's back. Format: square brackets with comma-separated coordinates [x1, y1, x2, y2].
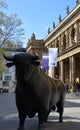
[53, 79, 66, 97]
[49, 77, 65, 91]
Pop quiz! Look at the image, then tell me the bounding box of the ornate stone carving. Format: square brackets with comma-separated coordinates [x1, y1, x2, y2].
[48, 27, 50, 34]
[66, 6, 70, 15]
[53, 21, 55, 29]
[58, 15, 62, 23]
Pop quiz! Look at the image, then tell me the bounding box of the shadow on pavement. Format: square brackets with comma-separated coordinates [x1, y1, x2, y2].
[0, 117, 80, 130]
[43, 121, 80, 130]
[0, 94, 80, 130]
[64, 100, 80, 108]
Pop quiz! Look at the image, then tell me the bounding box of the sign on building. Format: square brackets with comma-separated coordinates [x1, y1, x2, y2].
[42, 53, 49, 71]
[48, 48, 58, 67]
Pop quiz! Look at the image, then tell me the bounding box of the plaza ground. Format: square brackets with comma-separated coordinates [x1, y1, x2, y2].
[0, 93, 80, 130]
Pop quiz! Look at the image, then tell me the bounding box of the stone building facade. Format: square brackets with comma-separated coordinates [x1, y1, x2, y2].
[44, 2, 80, 90]
[0, 48, 16, 93]
[26, 2, 80, 91]
[26, 33, 46, 61]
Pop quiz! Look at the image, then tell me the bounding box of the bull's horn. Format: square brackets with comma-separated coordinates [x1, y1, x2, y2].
[3, 53, 14, 61]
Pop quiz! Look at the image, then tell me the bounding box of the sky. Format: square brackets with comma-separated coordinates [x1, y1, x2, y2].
[5, 0, 76, 47]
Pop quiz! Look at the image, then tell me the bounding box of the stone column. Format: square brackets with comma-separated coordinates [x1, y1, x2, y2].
[54, 39, 56, 47]
[72, 56, 76, 91]
[59, 61, 63, 81]
[69, 56, 72, 83]
[74, 22, 78, 43]
[78, 19, 80, 42]
[9, 81, 12, 93]
[66, 29, 69, 48]
[61, 34, 64, 51]
[52, 67, 55, 78]
[71, 56, 75, 82]
[59, 36, 61, 52]
[69, 27, 72, 47]
[60, 60, 64, 81]
[48, 67, 53, 78]
[69, 56, 75, 90]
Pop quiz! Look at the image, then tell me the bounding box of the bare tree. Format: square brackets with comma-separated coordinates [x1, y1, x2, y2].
[0, 0, 26, 75]
[0, 0, 25, 48]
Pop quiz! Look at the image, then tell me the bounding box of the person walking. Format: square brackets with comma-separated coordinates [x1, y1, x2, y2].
[76, 81, 80, 95]
[66, 83, 70, 93]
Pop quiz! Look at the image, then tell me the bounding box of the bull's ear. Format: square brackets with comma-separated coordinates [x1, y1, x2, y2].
[32, 61, 40, 66]
[34, 55, 39, 60]
[32, 53, 39, 60]
[6, 62, 14, 67]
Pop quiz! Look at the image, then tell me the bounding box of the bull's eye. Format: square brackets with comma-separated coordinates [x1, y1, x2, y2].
[6, 62, 14, 67]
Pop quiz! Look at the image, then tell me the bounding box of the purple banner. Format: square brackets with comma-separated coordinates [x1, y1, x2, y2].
[42, 53, 49, 70]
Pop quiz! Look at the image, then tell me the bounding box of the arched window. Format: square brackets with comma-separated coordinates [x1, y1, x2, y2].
[56, 40, 59, 53]
[63, 34, 66, 49]
[71, 27, 76, 43]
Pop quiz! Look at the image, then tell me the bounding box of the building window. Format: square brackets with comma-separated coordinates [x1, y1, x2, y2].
[63, 34, 66, 49]
[3, 81, 9, 87]
[71, 27, 76, 43]
[56, 40, 59, 53]
[5, 76, 11, 81]
[0, 75, 2, 80]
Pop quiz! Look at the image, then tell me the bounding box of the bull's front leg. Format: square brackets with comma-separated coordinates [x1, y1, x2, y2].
[17, 111, 26, 130]
[38, 112, 49, 130]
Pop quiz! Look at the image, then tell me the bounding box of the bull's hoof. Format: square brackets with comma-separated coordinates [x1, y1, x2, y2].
[38, 125, 44, 130]
[59, 119, 63, 123]
[59, 121, 63, 123]
[17, 126, 24, 130]
[38, 127, 44, 130]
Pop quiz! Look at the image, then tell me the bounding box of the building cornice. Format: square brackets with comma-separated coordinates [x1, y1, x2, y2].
[44, 3, 80, 45]
[58, 41, 80, 61]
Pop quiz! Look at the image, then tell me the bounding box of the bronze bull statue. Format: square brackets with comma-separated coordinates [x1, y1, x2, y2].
[4, 52, 66, 130]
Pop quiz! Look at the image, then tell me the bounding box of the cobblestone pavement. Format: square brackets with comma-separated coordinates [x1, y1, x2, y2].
[0, 93, 80, 130]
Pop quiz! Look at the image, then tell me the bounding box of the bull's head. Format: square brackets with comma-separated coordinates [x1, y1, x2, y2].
[3, 52, 40, 68]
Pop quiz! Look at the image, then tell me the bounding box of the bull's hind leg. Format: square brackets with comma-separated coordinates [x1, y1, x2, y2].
[56, 99, 64, 123]
[17, 111, 26, 130]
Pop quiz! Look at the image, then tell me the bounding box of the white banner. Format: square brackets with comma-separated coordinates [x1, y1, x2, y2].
[48, 48, 58, 67]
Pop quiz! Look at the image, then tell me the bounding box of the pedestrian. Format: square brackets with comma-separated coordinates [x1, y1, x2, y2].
[66, 83, 70, 93]
[76, 81, 80, 92]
